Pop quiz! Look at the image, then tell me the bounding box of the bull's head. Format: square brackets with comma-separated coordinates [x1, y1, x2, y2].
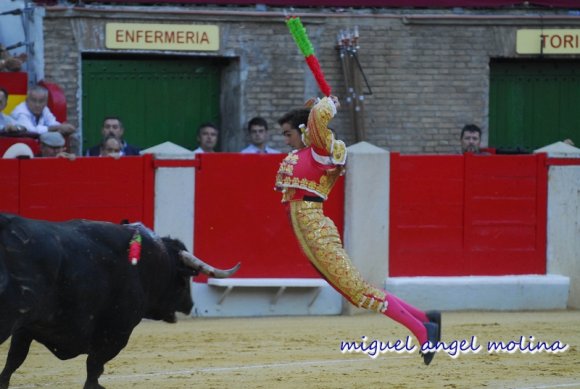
[155, 237, 240, 323]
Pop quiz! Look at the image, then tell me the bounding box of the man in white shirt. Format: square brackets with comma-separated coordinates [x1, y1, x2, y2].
[10, 85, 76, 136]
[240, 116, 280, 154]
[193, 123, 219, 153]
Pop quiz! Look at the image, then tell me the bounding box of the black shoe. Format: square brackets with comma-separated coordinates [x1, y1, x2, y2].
[426, 310, 441, 341]
[420, 322, 439, 366]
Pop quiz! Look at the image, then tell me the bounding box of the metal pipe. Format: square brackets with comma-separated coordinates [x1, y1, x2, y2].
[21, 0, 36, 85]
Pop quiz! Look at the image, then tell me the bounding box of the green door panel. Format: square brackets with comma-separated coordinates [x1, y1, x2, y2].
[489, 60, 580, 151]
[82, 56, 221, 152]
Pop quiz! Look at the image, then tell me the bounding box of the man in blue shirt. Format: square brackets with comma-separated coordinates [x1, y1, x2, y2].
[241, 117, 280, 154]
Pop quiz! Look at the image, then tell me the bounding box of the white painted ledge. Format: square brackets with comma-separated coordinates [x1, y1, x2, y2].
[385, 275, 570, 311]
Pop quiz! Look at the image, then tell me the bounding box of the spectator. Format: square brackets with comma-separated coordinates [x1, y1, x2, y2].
[240, 117, 280, 154]
[39, 132, 75, 160]
[460, 124, 485, 154]
[277, 108, 310, 150]
[85, 117, 140, 156]
[11, 85, 76, 138]
[99, 135, 122, 159]
[0, 44, 27, 72]
[193, 122, 219, 153]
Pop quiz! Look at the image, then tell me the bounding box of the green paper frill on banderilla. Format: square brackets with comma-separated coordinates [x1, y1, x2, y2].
[285, 15, 332, 97]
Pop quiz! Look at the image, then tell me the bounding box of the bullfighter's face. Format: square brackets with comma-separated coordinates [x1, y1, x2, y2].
[282, 123, 305, 150]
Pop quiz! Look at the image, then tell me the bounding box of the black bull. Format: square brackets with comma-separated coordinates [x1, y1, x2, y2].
[0, 213, 239, 389]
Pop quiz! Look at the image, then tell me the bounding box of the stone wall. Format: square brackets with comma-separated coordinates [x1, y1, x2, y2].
[42, 5, 580, 153]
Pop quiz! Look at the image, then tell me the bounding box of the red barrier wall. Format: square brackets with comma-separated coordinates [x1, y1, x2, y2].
[390, 153, 548, 276]
[0, 155, 155, 226]
[193, 153, 344, 279]
[0, 159, 20, 214]
[1, 153, 549, 279]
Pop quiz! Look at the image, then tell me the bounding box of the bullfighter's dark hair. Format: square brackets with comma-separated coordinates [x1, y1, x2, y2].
[278, 109, 310, 134]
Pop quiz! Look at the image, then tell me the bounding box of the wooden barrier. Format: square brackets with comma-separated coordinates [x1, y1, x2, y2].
[0, 136, 41, 157]
[0, 155, 155, 226]
[390, 152, 547, 276]
[0, 152, 549, 280]
[192, 153, 345, 280]
[0, 159, 19, 214]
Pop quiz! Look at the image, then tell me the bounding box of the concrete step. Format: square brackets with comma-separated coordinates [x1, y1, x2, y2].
[385, 275, 570, 311]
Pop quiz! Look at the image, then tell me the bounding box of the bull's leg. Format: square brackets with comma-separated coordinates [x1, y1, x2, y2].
[83, 355, 106, 389]
[0, 291, 19, 345]
[0, 314, 17, 345]
[84, 331, 132, 389]
[0, 320, 13, 346]
[0, 330, 33, 389]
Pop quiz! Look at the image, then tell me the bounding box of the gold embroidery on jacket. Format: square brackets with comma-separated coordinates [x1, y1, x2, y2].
[275, 150, 342, 199]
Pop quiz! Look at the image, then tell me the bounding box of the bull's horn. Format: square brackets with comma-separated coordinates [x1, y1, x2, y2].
[179, 251, 240, 278]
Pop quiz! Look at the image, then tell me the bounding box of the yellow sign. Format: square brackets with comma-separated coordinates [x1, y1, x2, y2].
[517, 29, 580, 54]
[106, 23, 219, 51]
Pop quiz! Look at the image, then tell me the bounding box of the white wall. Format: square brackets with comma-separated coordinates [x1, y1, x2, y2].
[342, 142, 390, 315]
[143, 143, 196, 251]
[546, 166, 580, 308]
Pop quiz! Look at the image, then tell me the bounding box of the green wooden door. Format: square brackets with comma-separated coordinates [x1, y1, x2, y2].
[82, 55, 221, 152]
[489, 60, 580, 151]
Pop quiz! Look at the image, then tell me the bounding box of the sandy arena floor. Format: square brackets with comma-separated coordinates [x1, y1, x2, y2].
[1, 310, 579, 389]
